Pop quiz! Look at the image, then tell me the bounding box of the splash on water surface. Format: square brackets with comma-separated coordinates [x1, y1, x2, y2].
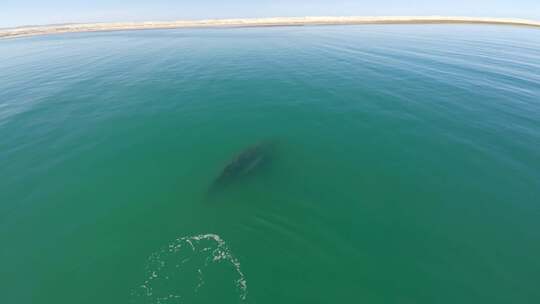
[131, 234, 247, 304]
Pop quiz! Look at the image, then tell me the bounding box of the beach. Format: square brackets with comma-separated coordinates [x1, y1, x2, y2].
[1, 16, 540, 39]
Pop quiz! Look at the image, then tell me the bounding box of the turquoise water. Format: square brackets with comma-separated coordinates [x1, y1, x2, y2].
[1, 25, 540, 303]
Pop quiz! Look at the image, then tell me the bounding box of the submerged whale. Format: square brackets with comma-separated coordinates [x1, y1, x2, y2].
[211, 140, 276, 189]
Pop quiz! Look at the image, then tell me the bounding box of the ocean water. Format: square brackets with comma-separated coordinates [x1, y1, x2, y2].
[1, 25, 539, 303]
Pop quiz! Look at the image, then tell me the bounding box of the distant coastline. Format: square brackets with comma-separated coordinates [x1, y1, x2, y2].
[2, 16, 540, 40]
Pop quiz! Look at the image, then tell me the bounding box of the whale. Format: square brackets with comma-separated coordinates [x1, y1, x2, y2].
[211, 140, 276, 189]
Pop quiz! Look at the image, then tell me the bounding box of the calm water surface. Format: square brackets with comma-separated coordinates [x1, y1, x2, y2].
[1, 25, 540, 303]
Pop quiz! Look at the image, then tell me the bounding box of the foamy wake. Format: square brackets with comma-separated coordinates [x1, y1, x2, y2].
[131, 234, 247, 304]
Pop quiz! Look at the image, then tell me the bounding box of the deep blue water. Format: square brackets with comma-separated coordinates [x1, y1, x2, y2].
[1, 25, 540, 303]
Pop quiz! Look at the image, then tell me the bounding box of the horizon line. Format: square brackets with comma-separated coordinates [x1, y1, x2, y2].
[2, 16, 540, 40]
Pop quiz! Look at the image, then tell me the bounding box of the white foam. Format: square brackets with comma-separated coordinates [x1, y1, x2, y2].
[131, 233, 248, 303]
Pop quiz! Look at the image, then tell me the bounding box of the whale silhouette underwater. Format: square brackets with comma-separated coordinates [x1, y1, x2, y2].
[210, 140, 277, 191]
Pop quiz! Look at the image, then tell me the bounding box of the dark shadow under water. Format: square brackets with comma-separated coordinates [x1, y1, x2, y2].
[207, 139, 279, 200]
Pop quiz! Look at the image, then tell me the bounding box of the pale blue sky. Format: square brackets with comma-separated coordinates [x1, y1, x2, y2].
[2, 0, 539, 28]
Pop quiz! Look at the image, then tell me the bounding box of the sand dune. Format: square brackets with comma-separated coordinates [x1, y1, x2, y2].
[1, 16, 539, 39]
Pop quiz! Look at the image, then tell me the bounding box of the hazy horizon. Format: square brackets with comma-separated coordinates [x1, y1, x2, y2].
[2, 0, 540, 28]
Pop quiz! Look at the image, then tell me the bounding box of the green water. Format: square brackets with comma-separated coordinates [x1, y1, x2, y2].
[1, 25, 540, 303]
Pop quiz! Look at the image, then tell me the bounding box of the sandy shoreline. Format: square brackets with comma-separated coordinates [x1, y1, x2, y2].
[1, 16, 540, 40]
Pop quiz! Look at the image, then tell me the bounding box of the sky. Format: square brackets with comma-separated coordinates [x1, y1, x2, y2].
[1, 0, 539, 28]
